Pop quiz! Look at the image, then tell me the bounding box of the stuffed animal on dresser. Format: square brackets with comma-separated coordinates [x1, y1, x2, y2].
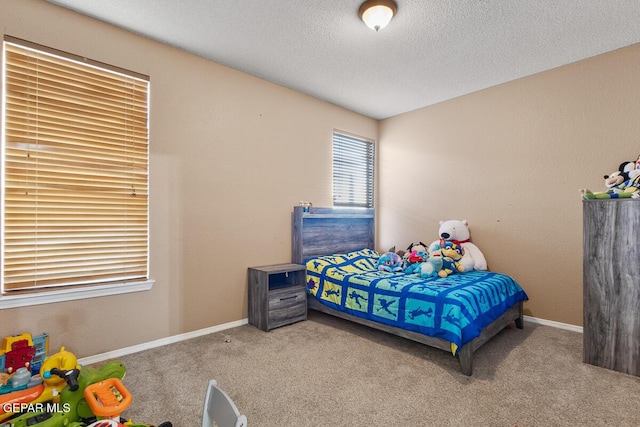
[428, 219, 488, 272]
[581, 157, 640, 199]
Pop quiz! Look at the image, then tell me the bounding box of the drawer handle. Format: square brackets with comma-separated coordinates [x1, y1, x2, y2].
[280, 295, 298, 301]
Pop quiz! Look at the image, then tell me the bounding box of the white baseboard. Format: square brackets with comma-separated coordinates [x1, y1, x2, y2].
[78, 315, 581, 365]
[78, 318, 248, 365]
[524, 315, 583, 333]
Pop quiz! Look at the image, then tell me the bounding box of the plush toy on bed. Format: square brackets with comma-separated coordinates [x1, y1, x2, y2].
[406, 242, 428, 253]
[428, 220, 488, 272]
[402, 248, 428, 274]
[387, 246, 406, 258]
[431, 241, 466, 278]
[377, 252, 404, 273]
[400, 242, 428, 271]
[419, 251, 444, 278]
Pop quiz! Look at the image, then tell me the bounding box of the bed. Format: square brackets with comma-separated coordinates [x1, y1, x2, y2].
[291, 206, 529, 376]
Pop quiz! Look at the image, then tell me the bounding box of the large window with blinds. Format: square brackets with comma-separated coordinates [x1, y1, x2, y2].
[1, 36, 151, 308]
[332, 131, 375, 208]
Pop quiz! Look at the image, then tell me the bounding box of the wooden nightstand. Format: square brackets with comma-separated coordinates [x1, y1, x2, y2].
[248, 263, 307, 331]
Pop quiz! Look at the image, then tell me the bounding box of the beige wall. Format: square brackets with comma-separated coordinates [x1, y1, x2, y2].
[2, 1, 638, 356]
[378, 43, 640, 326]
[0, 0, 377, 357]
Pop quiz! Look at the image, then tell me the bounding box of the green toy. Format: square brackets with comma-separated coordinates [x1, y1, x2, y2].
[0, 361, 126, 427]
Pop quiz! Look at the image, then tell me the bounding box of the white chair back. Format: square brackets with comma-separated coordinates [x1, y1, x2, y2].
[202, 379, 247, 427]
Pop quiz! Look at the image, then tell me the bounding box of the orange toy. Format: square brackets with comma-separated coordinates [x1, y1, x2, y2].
[0, 384, 45, 417]
[84, 377, 132, 421]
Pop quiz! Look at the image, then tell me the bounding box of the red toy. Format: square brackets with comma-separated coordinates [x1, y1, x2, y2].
[1, 334, 37, 374]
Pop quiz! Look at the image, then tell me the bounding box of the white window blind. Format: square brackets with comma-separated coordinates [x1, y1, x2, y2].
[332, 131, 374, 208]
[1, 37, 150, 295]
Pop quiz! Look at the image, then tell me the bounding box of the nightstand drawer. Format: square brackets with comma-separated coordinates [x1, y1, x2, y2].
[268, 286, 306, 329]
[268, 285, 306, 310]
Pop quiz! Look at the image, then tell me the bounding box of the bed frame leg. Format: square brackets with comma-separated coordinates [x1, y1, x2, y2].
[458, 344, 473, 376]
[515, 301, 524, 329]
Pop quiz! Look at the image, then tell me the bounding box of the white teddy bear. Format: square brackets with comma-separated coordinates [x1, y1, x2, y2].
[428, 220, 488, 272]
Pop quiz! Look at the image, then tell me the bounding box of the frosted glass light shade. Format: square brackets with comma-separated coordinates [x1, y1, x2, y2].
[359, 0, 397, 31]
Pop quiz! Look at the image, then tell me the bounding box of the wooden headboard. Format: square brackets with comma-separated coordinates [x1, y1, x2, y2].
[291, 206, 375, 264]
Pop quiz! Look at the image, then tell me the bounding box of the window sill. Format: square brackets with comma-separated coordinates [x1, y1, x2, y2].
[0, 280, 154, 309]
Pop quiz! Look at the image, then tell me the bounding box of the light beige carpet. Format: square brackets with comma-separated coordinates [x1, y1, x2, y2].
[115, 311, 640, 426]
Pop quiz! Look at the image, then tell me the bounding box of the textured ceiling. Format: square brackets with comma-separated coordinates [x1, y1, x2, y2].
[46, 0, 640, 120]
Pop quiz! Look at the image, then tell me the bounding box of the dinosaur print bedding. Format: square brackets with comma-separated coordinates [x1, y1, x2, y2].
[304, 249, 529, 354]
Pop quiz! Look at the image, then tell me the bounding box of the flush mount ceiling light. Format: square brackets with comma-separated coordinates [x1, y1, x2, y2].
[359, 0, 397, 32]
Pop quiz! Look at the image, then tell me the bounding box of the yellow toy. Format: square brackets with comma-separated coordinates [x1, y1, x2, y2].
[39, 346, 80, 389]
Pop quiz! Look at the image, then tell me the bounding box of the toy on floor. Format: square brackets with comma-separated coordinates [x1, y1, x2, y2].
[0, 346, 80, 422]
[428, 220, 487, 271]
[0, 359, 126, 427]
[83, 420, 174, 427]
[40, 346, 81, 390]
[1, 348, 171, 427]
[0, 332, 49, 375]
[0, 335, 170, 427]
[84, 378, 132, 422]
[83, 379, 172, 427]
[0, 367, 42, 394]
[0, 360, 171, 427]
[85, 421, 124, 427]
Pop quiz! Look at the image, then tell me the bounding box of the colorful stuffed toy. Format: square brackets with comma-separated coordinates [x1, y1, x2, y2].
[582, 158, 640, 199]
[387, 242, 426, 260]
[377, 252, 403, 273]
[406, 242, 428, 253]
[428, 220, 487, 271]
[387, 245, 406, 258]
[403, 248, 427, 274]
[419, 251, 444, 278]
[432, 241, 466, 278]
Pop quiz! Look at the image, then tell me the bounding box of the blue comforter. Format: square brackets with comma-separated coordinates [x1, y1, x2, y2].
[305, 249, 529, 354]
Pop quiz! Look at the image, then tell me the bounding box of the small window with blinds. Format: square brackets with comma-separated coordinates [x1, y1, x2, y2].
[1, 36, 152, 307]
[332, 131, 375, 208]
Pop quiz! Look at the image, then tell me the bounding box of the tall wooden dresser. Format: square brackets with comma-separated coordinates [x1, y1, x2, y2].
[583, 198, 640, 376]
